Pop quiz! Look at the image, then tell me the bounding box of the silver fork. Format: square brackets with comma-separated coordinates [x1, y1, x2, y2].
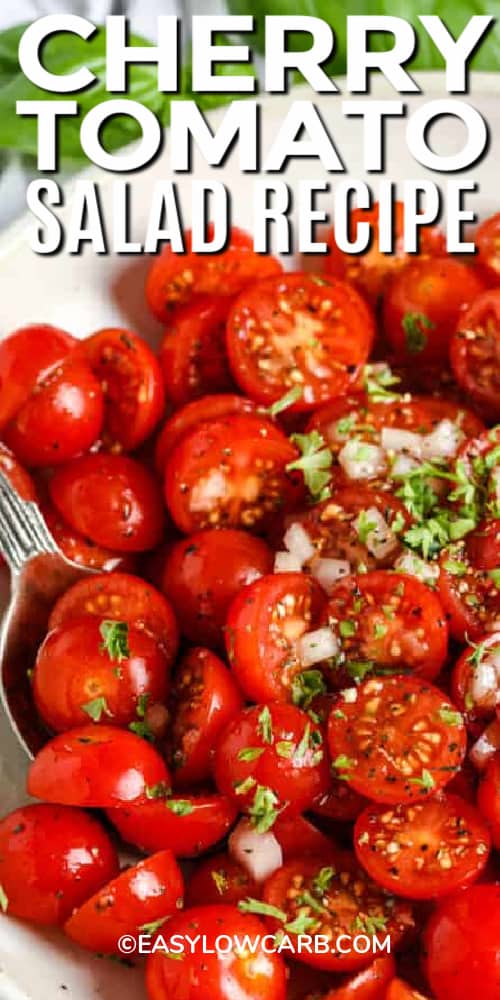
[0, 470, 94, 758]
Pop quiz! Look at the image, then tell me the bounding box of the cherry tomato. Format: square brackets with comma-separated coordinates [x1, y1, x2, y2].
[145, 903, 287, 1000]
[322, 955, 396, 999]
[385, 980, 431, 1000]
[159, 529, 272, 649]
[214, 703, 330, 822]
[477, 753, 500, 848]
[450, 290, 500, 421]
[0, 323, 75, 429]
[65, 850, 183, 954]
[262, 856, 414, 972]
[226, 573, 326, 703]
[466, 517, 500, 569]
[456, 426, 500, 516]
[4, 357, 104, 467]
[33, 616, 170, 733]
[48, 571, 178, 663]
[327, 676, 467, 805]
[27, 725, 170, 808]
[383, 259, 485, 365]
[322, 571, 448, 682]
[451, 632, 500, 734]
[145, 225, 283, 322]
[78, 327, 165, 450]
[0, 803, 118, 926]
[186, 851, 259, 907]
[438, 537, 500, 642]
[159, 295, 235, 406]
[49, 453, 165, 552]
[164, 414, 302, 534]
[107, 793, 237, 858]
[475, 212, 500, 284]
[423, 883, 500, 1000]
[0, 442, 36, 500]
[154, 393, 257, 474]
[165, 647, 243, 787]
[354, 793, 490, 899]
[312, 779, 368, 825]
[226, 274, 374, 410]
[41, 501, 136, 573]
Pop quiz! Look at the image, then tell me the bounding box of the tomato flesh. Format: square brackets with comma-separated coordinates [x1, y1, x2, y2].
[451, 290, 500, 421]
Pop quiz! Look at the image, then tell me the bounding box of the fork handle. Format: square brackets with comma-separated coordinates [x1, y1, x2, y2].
[0, 470, 58, 572]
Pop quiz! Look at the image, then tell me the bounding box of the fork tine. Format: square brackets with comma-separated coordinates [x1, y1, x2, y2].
[0, 469, 58, 570]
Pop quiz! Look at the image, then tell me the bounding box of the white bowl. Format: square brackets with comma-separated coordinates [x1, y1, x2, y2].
[0, 74, 498, 1000]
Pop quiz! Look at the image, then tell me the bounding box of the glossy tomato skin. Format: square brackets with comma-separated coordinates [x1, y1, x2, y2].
[323, 955, 396, 1000]
[0, 803, 119, 925]
[475, 212, 500, 284]
[64, 850, 184, 954]
[477, 753, 500, 848]
[214, 703, 330, 819]
[185, 851, 259, 907]
[33, 616, 170, 733]
[226, 273, 374, 410]
[0, 323, 75, 429]
[50, 453, 165, 552]
[154, 393, 257, 474]
[107, 793, 237, 858]
[438, 538, 500, 642]
[272, 813, 340, 861]
[165, 647, 243, 787]
[145, 225, 283, 322]
[159, 529, 272, 649]
[159, 295, 235, 406]
[27, 725, 170, 808]
[450, 290, 500, 420]
[0, 442, 37, 500]
[41, 501, 136, 573]
[423, 884, 500, 1000]
[451, 631, 500, 735]
[226, 573, 326, 703]
[385, 980, 431, 1000]
[78, 327, 165, 451]
[4, 358, 104, 467]
[145, 904, 287, 1000]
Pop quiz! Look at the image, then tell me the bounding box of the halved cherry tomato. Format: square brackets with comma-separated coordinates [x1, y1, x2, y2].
[322, 955, 396, 999]
[322, 571, 448, 682]
[214, 703, 330, 822]
[475, 212, 500, 284]
[154, 393, 257, 474]
[438, 537, 500, 642]
[164, 414, 303, 534]
[27, 725, 170, 808]
[0, 803, 118, 926]
[159, 529, 272, 649]
[145, 225, 283, 322]
[65, 850, 183, 954]
[49, 453, 165, 552]
[165, 647, 243, 787]
[48, 571, 178, 663]
[354, 794, 490, 899]
[466, 517, 500, 569]
[186, 851, 259, 907]
[383, 259, 485, 365]
[423, 883, 500, 1000]
[159, 295, 235, 406]
[451, 632, 500, 734]
[450, 290, 500, 421]
[107, 792, 237, 858]
[477, 753, 500, 848]
[262, 856, 414, 972]
[145, 904, 287, 1000]
[327, 676, 467, 805]
[78, 327, 165, 450]
[33, 616, 170, 733]
[226, 273, 374, 410]
[0, 323, 75, 429]
[42, 502, 135, 573]
[385, 980, 431, 1000]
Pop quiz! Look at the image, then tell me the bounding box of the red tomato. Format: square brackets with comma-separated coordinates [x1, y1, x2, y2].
[456, 426, 500, 515]
[327, 676, 467, 805]
[272, 813, 338, 861]
[438, 537, 500, 642]
[226, 573, 326, 703]
[27, 725, 170, 808]
[65, 850, 183, 954]
[41, 501, 135, 573]
[451, 632, 500, 734]
[477, 753, 500, 848]
[33, 616, 170, 733]
[145, 225, 283, 322]
[165, 647, 243, 787]
[4, 357, 104, 467]
[450, 290, 500, 421]
[145, 904, 287, 1000]
[159, 529, 272, 649]
[49, 453, 165, 552]
[186, 851, 259, 907]
[0, 323, 75, 429]
[48, 571, 178, 663]
[0, 442, 36, 500]
[475, 212, 500, 284]
[323, 955, 396, 999]
[262, 856, 414, 973]
[423, 884, 500, 1000]
[226, 274, 374, 410]
[154, 393, 257, 474]
[354, 794, 490, 900]
[312, 779, 368, 824]
[78, 327, 165, 450]
[321, 571, 448, 682]
[0, 803, 118, 926]
[466, 517, 500, 569]
[383, 259, 485, 365]
[164, 414, 303, 534]
[214, 703, 330, 822]
[159, 295, 235, 406]
[385, 980, 431, 1000]
[107, 793, 237, 858]
[325, 201, 445, 305]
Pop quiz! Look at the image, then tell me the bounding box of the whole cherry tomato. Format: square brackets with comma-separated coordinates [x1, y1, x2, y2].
[107, 792, 237, 858]
[423, 883, 500, 1000]
[186, 851, 259, 907]
[0, 323, 75, 429]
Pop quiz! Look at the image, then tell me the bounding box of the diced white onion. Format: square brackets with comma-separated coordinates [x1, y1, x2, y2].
[394, 551, 440, 585]
[283, 522, 316, 563]
[189, 469, 227, 511]
[355, 507, 398, 560]
[470, 719, 500, 771]
[311, 557, 351, 594]
[341, 687, 358, 703]
[274, 551, 303, 574]
[296, 626, 339, 666]
[229, 818, 283, 884]
[471, 650, 500, 710]
[422, 419, 464, 460]
[381, 427, 423, 457]
[338, 440, 387, 480]
[390, 453, 421, 479]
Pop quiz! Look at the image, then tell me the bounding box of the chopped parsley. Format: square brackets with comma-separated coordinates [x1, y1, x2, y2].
[409, 769, 435, 790]
[99, 620, 130, 661]
[257, 706, 273, 744]
[238, 898, 287, 921]
[248, 785, 281, 833]
[81, 696, 112, 722]
[139, 917, 168, 935]
[356, 510, 378, 545]
[211, 870, 229, 895]
[363, 364, 401, 401]
[287, 430, 333, 501]
[165, 799, 194, 816]
[438, 706, 463, 726]
[266, 386, 303, 417]
[238, 747, 265, 762]
[291, 669, 326, 710]
[402, 311, 435, 353]
[312, 866, 335, 896]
